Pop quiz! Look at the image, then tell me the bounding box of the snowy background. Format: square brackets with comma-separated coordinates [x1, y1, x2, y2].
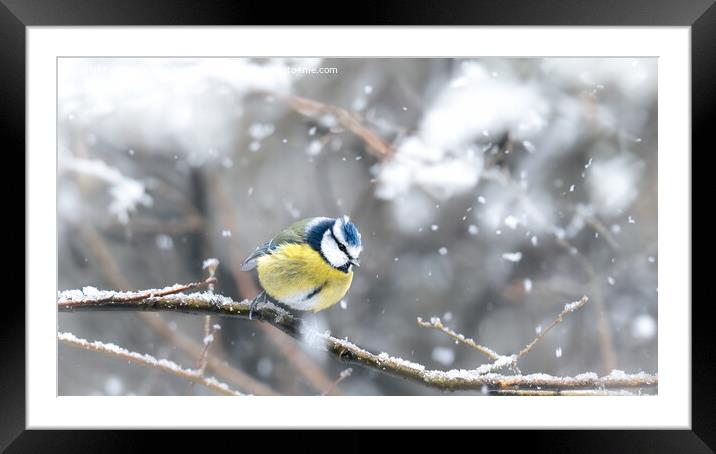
[58, 57, 657, 396]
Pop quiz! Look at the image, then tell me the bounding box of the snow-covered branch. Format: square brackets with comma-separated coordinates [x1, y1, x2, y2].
[58, 282, 657, 393]
[58, 331, 243, 396]
[418, 297, 588, 376]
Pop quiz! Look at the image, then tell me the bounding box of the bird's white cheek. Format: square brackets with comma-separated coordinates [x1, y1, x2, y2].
[347, 244, 362, 259]
[332, 221, 346, 244]
[321, 231, 349, 268]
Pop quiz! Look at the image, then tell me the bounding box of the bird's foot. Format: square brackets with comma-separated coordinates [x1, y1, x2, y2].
[248, 292, 266, 320]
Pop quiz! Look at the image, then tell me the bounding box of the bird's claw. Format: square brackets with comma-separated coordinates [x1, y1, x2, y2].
[248, 292, 266, 320]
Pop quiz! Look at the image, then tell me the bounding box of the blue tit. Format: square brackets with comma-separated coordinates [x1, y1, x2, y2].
[241, 216, 362, 313]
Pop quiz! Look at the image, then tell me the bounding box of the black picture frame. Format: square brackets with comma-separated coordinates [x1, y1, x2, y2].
[6, 0, 710, 450]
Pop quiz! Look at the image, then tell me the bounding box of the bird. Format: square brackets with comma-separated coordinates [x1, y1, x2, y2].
[241, 216, 362, 316]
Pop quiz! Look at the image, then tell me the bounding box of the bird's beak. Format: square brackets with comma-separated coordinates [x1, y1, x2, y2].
[350, 258, 360, 267]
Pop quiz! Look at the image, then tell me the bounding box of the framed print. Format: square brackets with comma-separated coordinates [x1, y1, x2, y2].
[8, 0, 712, 450]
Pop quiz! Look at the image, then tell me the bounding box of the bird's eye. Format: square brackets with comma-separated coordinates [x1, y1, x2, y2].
[335, 240, 351, 259]
[327, 229, 353, 262]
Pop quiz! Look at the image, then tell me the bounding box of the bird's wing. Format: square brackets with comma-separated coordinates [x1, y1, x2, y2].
[240, 218, 312, 271]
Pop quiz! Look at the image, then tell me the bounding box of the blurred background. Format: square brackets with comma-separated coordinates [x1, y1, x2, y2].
[58, 57, 657, 396]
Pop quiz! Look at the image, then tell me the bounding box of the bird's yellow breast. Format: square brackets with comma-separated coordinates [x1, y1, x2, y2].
[256, 243, 353, 312]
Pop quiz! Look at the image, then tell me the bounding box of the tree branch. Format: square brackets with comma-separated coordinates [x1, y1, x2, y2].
[416, 297, 589, 375]
[58, 286, 657, 392]
[58, 331, 243, 396]
[417, 316, 501, 361]
[59, 277, 216, 307]
[516, 296, 588, 360]
[321, 368, 353, 396]
[283, 94, 394, 159]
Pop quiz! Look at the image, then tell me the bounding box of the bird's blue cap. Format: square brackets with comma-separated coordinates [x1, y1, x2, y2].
[341, 217, 361, 247]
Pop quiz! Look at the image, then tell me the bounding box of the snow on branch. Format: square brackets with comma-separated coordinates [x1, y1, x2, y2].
[58, 331, 243, 396]
[417, 316, 502, 362]
[418, 297, 589, 375]
[58, 281, 657, 393]
[58, 277, 217, 308]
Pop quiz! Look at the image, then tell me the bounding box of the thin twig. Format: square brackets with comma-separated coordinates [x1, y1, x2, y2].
[58, 331, 243, 396]
[516, 296, 588, 360]
[416, 317, 501, 361]
[418, 297, 589, 374]
[197, 316, 217, 375]
[322, 368, 353, 396]
[189, 316, 220, 394]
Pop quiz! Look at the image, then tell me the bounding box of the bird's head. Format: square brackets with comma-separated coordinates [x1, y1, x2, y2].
[316, 216, 362, 271]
